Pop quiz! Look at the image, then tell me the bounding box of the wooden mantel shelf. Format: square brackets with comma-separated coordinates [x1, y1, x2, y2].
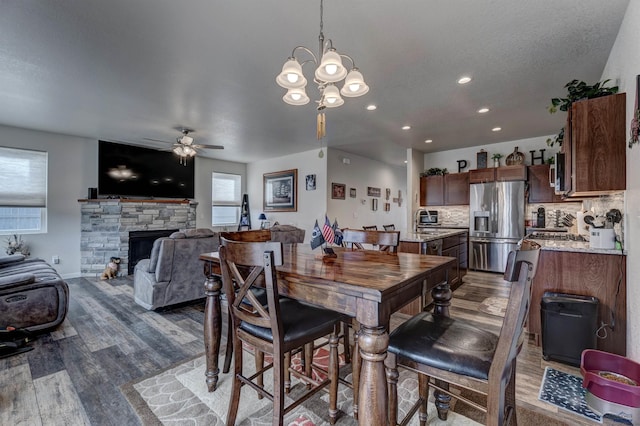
[78, 198, 195, 204]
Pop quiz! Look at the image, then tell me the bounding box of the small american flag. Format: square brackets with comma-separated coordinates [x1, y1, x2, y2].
[322, 216, 334, 245]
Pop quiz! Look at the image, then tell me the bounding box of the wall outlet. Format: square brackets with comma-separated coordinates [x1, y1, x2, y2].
[52, 255, 60, 264]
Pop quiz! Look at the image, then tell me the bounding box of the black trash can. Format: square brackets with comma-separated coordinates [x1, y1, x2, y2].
[541, 292, 599, 366]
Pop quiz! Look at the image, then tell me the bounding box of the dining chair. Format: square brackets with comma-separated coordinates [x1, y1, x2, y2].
[342, 228, 400, 253]
[383, 224, 396, 231]
[219, 238, 343, 425]
[384, 245, 540, 426]
[362, 225, 378, 230]
[219, 230, 272, 375]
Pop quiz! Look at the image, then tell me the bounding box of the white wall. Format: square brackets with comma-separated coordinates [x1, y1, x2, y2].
[0, 125, 247, 277]
[327, 149, 407, 231]
[194, 156, 246, 230]
[247, 149, 327, 241]
[424, 135, 560, 172]
[0, 125, 97, 278]
[601, 0, 640, 361]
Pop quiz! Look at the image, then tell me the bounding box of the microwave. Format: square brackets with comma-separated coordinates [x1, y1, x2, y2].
[554, 152, 566, 194]
[416, 209, 438, 228]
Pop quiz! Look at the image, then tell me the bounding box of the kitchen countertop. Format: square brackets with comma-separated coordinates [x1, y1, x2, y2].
[401, 229, 467, 243]
[526, 237, 626, 256]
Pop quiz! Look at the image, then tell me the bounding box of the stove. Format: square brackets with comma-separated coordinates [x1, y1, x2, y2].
[529, 232, 587, 242]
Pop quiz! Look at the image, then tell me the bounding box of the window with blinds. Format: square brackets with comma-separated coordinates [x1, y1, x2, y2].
[212, 172, 241, 226]
[0, 147, 48, 234]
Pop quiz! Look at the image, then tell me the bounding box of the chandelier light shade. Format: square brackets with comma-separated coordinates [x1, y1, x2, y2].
[283, 87, 310, 105]
[275, 0, 369, 139]
[341, 68, 369, 97]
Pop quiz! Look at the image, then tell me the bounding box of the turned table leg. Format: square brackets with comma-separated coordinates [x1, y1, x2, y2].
[203, 265, 222, 392]
[357, 325, 389, 426]
[431, 280, 453, 419]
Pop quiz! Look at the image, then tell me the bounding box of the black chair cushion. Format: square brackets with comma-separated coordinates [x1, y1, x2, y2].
[240, 298, 341, 347]
[388, 311, 499, 380]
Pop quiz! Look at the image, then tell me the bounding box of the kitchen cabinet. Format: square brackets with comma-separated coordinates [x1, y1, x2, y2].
[469, 168, 495, 183]
[398, 232, 468, 315]
[419, 175, 444, 206]
[562, 93, 626, 197]
[469, 165, 526, 184]
[528, 250, 626, 356]
[528, 164, 564, 203]
[420, 173, 469, 206]
[496, 165, 527, 181]
[444, 172, 469, 205]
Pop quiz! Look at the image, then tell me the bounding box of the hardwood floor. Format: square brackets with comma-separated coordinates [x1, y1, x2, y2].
[0, 272, 602, 425]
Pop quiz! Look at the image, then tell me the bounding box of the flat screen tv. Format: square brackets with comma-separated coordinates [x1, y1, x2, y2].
[98, 141, 195, 199]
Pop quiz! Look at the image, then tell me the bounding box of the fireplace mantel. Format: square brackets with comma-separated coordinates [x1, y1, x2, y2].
[78, 198, 194, 204]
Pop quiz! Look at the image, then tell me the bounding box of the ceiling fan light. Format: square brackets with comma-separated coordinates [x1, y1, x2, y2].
[173, 146, 185, 156]
[180, 135, 194, 145]
[315, 49, 347, 83]
[323, 84, 344, 108]
[276, 58, 307, 89]
[340, 68, 369, 97]
[283, 88, 310, 105]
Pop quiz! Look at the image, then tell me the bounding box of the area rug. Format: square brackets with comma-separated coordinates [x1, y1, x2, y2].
[477, 296, 508, 317]
[121, 346, 483, 426]
[538, 366, 602, 423]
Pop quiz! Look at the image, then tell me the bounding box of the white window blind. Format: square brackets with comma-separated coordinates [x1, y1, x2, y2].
[0, 147, 48, 207]
[212, 172, 241, 226]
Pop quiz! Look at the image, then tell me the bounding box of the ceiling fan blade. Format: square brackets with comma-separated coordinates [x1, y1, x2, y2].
[196, 144, 225, 150]
[143, 137, 173, 144]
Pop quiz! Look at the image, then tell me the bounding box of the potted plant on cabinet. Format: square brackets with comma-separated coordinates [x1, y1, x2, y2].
[546, 79, 619, 146]
[491, 153, 503, 168]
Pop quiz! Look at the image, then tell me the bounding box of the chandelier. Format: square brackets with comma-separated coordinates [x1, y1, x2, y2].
[275, 0, 369, 139]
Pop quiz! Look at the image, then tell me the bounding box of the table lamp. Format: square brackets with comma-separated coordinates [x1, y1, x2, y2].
[258, 213, 267, 229]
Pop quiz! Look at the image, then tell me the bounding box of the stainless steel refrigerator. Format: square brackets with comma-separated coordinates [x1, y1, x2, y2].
[469, 181, 525, 273]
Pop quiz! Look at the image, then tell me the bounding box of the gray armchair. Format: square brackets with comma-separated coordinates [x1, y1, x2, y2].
[133, 229, 220, 310]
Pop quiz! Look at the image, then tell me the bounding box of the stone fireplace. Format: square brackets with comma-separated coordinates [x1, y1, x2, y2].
[79, 199, 197, 276]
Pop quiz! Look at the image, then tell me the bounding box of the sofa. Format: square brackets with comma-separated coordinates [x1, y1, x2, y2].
[0, 254, 69, 332]
[133, 228, 220, 310]
[269, 224, 305, 243]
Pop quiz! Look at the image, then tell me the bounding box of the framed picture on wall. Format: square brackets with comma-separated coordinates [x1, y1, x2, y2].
[367, 187, 381, 197]
[331, 183, 346, 200]
[349, 188, 356, 198]
[264, 169, 297, 212]
[305, 174, 316, 191]
[371, 198, 378, 211]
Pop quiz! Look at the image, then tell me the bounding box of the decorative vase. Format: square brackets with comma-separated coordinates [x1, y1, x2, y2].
[494, 159, 500, 168]
[506, 147, 525, 165]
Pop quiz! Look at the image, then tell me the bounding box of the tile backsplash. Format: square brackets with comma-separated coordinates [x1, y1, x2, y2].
[425, 191, 625, 243]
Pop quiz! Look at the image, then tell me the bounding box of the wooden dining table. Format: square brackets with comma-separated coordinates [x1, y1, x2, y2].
[199, 243, 455, 426]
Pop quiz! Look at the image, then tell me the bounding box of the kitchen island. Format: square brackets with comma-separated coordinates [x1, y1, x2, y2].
[398, 228, 468, 314]
[526, 236, 626, 356]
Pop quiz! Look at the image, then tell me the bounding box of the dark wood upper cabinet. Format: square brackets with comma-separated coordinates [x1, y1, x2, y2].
[563, 93, 626, 197]
[420, 175, 444, 206]
[444, 172, 469, 205]
[528, 164, 563, 203]
[496, 165, 527, 181]
[468, 168, 495, 183]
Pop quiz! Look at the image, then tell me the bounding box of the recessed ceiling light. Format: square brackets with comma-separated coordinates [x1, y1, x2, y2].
[425, 139, 433, 144]
[457, 76, 472, 84]
[492, 127, 502, 132]
[366, 104, 377, 111]
[402, 125, 411, 130]
[477, 107, 490, 114]
[404, 160, 408, 164]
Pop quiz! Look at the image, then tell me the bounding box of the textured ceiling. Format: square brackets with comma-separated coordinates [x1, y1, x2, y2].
[0, 0, 629, 167]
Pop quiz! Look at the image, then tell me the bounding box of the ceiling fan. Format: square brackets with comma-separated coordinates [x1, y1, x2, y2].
[144, 129, 224, 165]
